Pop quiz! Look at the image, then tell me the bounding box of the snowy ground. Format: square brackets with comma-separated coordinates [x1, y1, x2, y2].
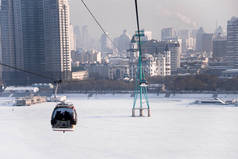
[0, 94, 238, 159]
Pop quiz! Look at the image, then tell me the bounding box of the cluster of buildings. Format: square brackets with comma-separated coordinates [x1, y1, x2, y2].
[202, 17, 238, 78]
[88, 16, 238, 80]
[71, 49, 102, 66]
[84, 30, 181, 80]
[0, 0, 237, 86]
[159, 17, 238, 78]
[73, 25, 98, 51]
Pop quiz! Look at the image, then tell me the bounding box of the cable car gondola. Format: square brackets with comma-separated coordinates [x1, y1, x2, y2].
[139, 80, 148, 87]
[0, 62, 78, 132]
[51, 102, 77, 132]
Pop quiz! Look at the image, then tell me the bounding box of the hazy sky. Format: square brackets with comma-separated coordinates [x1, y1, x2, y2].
[69, 0, 238, 40]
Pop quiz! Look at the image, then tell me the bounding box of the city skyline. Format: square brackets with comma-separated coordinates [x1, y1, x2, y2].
[0, 0, 238, 85]
[69, 0, 238, 39]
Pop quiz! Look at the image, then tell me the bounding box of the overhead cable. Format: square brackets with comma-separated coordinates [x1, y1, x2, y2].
[80, 0, 114, 45]
[0, 63, 62, 83]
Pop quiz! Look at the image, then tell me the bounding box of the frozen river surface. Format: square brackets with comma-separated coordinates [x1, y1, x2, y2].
[0, 94, 238, 159]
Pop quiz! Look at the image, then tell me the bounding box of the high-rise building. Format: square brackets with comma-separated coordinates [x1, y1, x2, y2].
[0, 29, 2, 82]
[0, 0, 72, 85]
[177, 30, 189, 53]
[186, 37, 196, 50]
[69, 24, 76, 52]
[201, 33, 213, 53]
[113, 30, 131, 53]
[100, 33, 113, 57]
[157, 49, 171, 76]
[225, 17, 238, 66]
[177, 30, 196, 53]
[195, 27, 213, 53]
[1, 0, 45, 85]
[44, 0, 72, 80]
[74, 25, 81, 50]
[213, 38, 227, 58]
[161, 28, 176, 41]
[81, 25, 89, 49]
[196, 27, 205, 51]
[213, 28, 227, 58]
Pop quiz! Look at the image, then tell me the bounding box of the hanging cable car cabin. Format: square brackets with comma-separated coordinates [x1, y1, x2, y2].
[139, 79, 148, 87]
[51, 102, 77, 131]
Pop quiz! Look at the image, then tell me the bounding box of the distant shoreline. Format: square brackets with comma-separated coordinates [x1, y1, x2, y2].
[60, 90, 238, 94]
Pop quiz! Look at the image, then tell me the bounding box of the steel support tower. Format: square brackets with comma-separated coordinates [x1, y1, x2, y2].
[132, 0, 150, 117]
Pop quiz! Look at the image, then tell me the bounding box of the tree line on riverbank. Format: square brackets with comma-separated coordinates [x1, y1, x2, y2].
[150, 74, 238, 91]
[58, 74, 238, 92]
[60, 80, 134, 92]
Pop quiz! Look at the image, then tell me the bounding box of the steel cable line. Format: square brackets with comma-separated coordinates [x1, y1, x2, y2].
[80, 0, 114, 45]
[0, 63, 62, 84]
[134, 0, 143, 78]
[134, 0, 142, 58]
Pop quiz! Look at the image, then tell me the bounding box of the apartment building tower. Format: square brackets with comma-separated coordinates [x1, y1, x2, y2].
[225, 17, 238, 66]
[0, 0, 72, 85]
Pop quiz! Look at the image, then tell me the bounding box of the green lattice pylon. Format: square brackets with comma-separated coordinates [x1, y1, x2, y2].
[132, 33, 150, 117]
[132, 0, 150, 117]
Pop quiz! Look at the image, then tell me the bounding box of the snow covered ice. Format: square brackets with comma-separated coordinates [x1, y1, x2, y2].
[0, 94, 238, 159]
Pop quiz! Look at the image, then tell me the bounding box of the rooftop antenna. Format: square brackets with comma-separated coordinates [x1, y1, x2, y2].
[132, 0, 150, 117]
[216, 20, 218, 31]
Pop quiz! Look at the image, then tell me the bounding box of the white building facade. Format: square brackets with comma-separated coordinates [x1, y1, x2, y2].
[225, 17, 238, 66]
[157, 51, 171, 76]
[44, 0, 72, 80]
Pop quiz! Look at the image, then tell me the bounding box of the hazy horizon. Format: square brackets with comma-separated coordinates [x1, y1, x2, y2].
[70, 0, 238, 40]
